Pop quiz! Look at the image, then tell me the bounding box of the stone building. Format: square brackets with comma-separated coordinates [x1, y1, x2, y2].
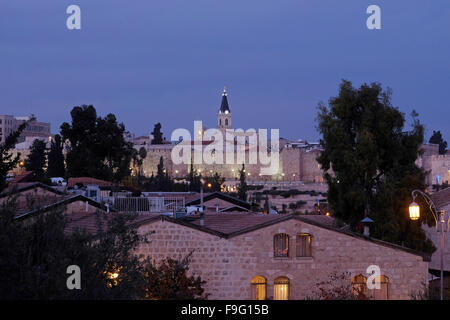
[417, 143, 450, 186]
[139, 89, 326, 183]
[132, 213, 428, 300]
[422, 187, 450, 280]
[0, 114, 50, 145]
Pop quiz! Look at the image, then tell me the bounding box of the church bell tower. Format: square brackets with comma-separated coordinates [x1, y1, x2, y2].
[217, 87, 232, 129]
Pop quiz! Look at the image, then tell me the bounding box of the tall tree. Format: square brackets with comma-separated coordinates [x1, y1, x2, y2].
[143, 251, 208, 300]
[317, 80, 435, 253]
[47, 134, 65, 178]
[151, 123, 164, 145]
[187, 163, 202, 192]
[61, 105, 134, 182]
[203, 172, 224, 192]
[24, 139, 47, 179]
[0, 119, 29, 192]
[237, 164, 248, 201]
[429, 130, 447, 155]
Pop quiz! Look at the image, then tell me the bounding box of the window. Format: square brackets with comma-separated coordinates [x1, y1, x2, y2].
[219, 119, 222, 126]
[296, 234, 312, 257]
[251, 276, 266, 300]
[370, 275, 388, 300]
[273, 233, 289, 257]
[351, 274, 368, 299]
[225, 118, 228, 126]
[274, 277, 289, 300]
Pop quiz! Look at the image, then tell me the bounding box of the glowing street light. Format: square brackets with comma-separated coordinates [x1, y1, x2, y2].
[409, 190, 448, 300]
[408, 202, 420, 220]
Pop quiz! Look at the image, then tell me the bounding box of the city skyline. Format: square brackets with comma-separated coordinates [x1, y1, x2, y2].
[1, 1, 449, 141]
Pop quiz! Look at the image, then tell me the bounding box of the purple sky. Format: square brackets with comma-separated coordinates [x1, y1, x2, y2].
[1, 1, 449, 142]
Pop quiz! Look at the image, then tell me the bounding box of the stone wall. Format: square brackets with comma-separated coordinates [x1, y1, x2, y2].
[135, 218, 428, 300]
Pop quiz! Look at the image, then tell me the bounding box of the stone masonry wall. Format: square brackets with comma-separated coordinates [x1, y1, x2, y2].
[135, 218, 428, 300]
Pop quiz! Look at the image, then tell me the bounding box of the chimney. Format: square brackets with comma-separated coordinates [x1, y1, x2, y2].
[360, 217, 374, 237]
[200, 186, 204, 212]
[200, 211, 204, 226]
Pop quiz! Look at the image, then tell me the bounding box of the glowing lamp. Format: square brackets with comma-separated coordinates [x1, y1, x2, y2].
[409, 202, 420, 220]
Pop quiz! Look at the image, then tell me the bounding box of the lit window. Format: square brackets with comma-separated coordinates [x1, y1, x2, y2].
[351, 274, 368, 299]
[273, 233, 289, 258]
[370, 275, 388, 300]
[296, 234, 312, 257]
[251, 276, 266, 300]
[274, 277, 289, 300]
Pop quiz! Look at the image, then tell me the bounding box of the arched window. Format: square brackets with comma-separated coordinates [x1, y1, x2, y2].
[225, 118, 228, 126]
[351, 274, 368, 299]
[274, 277, 289, 300]
[296, 234, 312, 257]
[251, 276, 266, 300]
[273, 234, 289, 257]
[370, 275, 389, 300]
[219, 119, 222, 126]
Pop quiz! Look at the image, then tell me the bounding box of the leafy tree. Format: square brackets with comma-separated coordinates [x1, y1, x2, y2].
[132, 146, 147, 185]
[61, 105, 134, 182]
[143, 251, 208, 300]
[24, 139, 47, 179]
[0, 119, 30, 192]
[47, 134, 65, 178]
[317, 80, 435, 253]
[143, 157, 174, 191]
[237, 164, 248, 201]
[203, 172, 224, 192]
[187, 163, 202, 192]
[429, 130, 447, 155]
[0, 199, 147, 299]
[151, 123, 164, 145]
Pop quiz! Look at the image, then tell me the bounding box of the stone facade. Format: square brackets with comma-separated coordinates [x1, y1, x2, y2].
[135, 215, 428, 300]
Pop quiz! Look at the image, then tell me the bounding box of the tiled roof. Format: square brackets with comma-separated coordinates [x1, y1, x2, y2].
[186, 192, 251, 209]
[63, 210, 430, 261]
[65, 212, 159, 235]
[67, 177, 120, 188]
[430, 187, 450, 209]
[0, 182, 64, 198]
[9, 171, 34, 184]
[187, 212, 286, 235]
[15, 194, 110, 220]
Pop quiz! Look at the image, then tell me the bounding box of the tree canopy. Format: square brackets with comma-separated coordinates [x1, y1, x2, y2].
[24, 139, 47, 179]
[60, 105, 134, 182]
[429, 130, 447, 155]
[151, 123, 164, 145]
[0, 119, 30, 192]
[237, 164, 248, 201]
[47, 134, 65, 178]
[317, 80, 435, 253]
[0, 199, 206, 299]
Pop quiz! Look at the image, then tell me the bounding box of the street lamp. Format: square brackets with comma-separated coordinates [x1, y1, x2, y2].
[409, 189, 448, 300]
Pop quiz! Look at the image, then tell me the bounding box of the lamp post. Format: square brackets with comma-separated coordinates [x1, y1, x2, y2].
[409, 189, 448, 300]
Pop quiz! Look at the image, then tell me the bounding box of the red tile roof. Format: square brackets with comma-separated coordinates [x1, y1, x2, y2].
[67, 177, 119, 188]
[8, 171, 34, 184]
[65, 212, 158, 235]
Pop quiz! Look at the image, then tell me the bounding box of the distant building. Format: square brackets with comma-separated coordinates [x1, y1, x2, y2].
[0, 114, 51, 144]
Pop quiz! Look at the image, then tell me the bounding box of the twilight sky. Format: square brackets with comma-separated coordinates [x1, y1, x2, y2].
[1, 1, 449, 142]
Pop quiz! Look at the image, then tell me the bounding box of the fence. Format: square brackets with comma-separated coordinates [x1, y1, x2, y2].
[103, 196, 185, 213]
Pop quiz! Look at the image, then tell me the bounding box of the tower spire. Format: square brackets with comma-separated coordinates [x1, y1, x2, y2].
[218, 86, 231, 129]
[219, 86, 230, 113]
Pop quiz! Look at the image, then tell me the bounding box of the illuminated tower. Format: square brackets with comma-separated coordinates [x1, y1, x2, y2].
[217, 87, 232, 129]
